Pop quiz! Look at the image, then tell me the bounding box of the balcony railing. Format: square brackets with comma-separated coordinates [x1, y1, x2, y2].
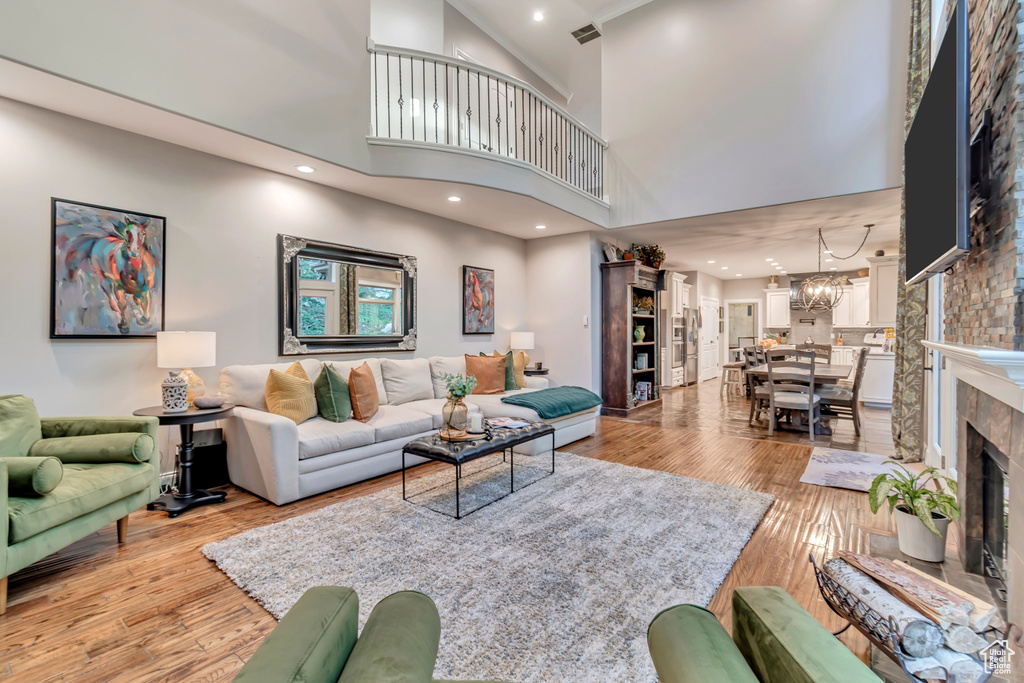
[369, 41, 607, 201]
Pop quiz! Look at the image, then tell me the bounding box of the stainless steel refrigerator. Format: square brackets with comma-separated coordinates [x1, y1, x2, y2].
[684, 307, 699, 386]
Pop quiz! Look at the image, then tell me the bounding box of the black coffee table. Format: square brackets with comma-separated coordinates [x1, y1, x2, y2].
[401, 422, 555, 519]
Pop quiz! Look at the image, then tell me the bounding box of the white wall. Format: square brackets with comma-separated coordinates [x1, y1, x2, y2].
[525, 232, 596, 390]
[0, 97, 529, 467]
[0, 0, 374, 172]
[372, 0, 444, 53]
[602, 0, 910, 227]
[443, 2, 567, 108]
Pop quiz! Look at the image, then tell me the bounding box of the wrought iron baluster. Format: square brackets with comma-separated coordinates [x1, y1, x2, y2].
[386, 53, 392, 138]
[421, 56, 426, 141]
[398, 54, 404, 139]
[433, 60, 439, 144]
[456, 65, 461, 147]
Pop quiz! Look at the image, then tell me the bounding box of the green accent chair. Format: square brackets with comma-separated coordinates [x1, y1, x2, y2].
[1, 395, 160, 614]
[648, 586, 882, 683]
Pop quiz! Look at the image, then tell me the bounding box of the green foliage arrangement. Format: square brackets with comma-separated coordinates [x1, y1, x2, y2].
[632, 244, 666, 268]
[632, 294, 656, 313]
[441, 372, 477, 399]
[868, 464, 959, 536]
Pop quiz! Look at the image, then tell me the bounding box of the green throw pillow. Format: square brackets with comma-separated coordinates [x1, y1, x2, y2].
[315, 365, 352, 422]
[0, 394, 42, 458]
[3, 456, 63, 496]
[480, 352, 517, 391]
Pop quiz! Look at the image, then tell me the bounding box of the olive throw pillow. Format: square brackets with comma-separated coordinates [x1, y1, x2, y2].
[314, 364, 352, 423]
[483, 352, 518, 391]
[265, 361, 317, 425]
[348, 361, 380, 422]
[0, 394, 42, 459]
[465, 354, 506, 394]
[3, 456, 63, 497]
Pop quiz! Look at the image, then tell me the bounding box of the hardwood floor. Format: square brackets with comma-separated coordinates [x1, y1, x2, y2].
[2, 382, 903, 681]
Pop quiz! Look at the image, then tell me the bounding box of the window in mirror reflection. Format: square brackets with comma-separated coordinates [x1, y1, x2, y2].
[297, 258, 403, 336]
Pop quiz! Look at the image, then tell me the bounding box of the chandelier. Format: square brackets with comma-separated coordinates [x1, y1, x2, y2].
[795, 225, 873, 312]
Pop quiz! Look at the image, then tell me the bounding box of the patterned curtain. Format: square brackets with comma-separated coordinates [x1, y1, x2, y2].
[338, 265, 359, 335]
[891, 0, 931, 462]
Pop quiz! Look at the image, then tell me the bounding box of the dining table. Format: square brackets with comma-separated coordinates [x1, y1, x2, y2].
[744, 363, 853, 435]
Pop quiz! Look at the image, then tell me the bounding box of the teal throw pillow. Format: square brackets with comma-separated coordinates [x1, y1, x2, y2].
[0, 394, 42, 458]
[315, 365, 352, 422]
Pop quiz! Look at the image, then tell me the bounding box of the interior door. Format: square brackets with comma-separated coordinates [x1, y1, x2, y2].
[699, 296, 720, 381]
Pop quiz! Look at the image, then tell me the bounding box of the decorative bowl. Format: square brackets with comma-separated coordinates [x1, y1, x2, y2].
[193, 395, 226, 409]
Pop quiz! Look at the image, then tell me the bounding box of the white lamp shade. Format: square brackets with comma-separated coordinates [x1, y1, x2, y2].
[510, 332, 535, 350]
[157, 331, 216, 368]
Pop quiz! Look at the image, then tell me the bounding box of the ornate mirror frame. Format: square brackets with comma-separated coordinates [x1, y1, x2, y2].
[278, 234, 417, 355]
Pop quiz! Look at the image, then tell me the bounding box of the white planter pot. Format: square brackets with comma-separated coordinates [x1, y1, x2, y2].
[894, 505, 949, 562]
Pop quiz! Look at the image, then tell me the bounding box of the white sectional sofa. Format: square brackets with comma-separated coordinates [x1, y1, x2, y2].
[218, 356, 599, 505]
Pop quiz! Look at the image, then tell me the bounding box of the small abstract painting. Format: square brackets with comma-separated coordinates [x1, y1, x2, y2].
[51, 198, 166, 338]
[462, 265, 494, 335]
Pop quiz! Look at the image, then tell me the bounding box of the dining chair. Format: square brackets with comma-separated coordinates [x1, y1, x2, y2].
[754, 349, 820, 441]
[743, 346, 764, 416]
[817, 347, 868, 436]
[797, 343, 831, 364]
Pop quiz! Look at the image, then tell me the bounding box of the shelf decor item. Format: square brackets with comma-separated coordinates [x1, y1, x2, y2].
[51, 198, 166, 338]
[868, 463, 959, 562]
[767, 275, 780, 289]
[463, 265, 495, 334]
[157, 331, 216, 406]
[438, 372, 477, 440]
[632, 294, 655, 314]
[632, 243, 666, 269]
[634, 324, 645, 343]
[160, 372, 188, 413]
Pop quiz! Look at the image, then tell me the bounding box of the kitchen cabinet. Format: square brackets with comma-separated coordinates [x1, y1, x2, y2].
[868, 256, 899, 328]
[851, 278, 870, 327]
[764, 289, 790, 328]
[861, 352, 895, 406]
[831, 286, 853, 327]
[830, 346, 861, 381]
[669, 273, 690, 317]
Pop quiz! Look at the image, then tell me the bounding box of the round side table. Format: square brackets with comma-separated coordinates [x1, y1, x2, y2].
[133, 404, 235, 517]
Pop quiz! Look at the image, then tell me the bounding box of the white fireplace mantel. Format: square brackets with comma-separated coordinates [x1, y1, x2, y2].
[922, 341, 1024, 412]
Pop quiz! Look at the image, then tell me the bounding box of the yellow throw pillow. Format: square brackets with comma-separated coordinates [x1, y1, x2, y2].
[265, 362, 317, 425]
[495, 350, 529, 388]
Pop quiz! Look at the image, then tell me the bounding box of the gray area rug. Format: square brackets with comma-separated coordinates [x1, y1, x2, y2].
[204, 452, 774, 682]
[799, 447, 895, 492]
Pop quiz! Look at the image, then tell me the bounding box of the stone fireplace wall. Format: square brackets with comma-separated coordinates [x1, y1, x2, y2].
[942, 0, 1024, 350]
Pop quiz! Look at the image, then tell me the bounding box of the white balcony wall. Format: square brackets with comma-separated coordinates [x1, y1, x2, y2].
[371, 0, 444, 54]
[0, 0, 374, 171]
[602, 0, 910, 227]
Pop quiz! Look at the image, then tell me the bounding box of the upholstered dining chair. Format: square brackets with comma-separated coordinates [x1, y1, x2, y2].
[796, 343, 831, 364]
[817, 347, 868, 436]
[751, 350, 821, 441]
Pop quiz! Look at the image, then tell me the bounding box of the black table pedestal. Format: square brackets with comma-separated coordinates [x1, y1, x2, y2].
[147, 422, 227, 517]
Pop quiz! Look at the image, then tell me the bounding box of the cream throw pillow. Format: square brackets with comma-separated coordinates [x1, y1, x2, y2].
[265, 361, 317, 425]
[494, 350, 528, 389]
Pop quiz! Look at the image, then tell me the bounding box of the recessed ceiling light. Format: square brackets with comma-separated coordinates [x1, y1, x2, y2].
[721, 266, 728, 270]
[829, 267, 838, 270]
[780, 271, 788, 274]
[536, 225, 546, 230]
[707, 260, 716, 264]
[775, 266, 783, 270]
[533, 11, 544, 21]
[295, 165, 315, 173]
[765, 258, 774, 261]
[824, 250, 833, 254]
[771, 262, 779, 266]
[825, 258, 834, 263]
[735, 273, 743, 277]
[448, 196, 461, 202]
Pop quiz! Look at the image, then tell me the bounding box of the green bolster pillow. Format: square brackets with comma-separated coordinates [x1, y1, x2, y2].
[28, 432, 155, 464]
[3, 456, 63, 496]
[338, 590, 440, 683]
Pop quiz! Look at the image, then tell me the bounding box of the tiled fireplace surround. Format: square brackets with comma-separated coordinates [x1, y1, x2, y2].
[925, 341, 1024, 649]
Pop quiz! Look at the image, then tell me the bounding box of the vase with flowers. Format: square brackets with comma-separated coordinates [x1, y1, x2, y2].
[439, 372, 476, 439]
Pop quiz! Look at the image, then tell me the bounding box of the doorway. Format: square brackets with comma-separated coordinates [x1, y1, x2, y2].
[724, 299, 763, 364]
[699, 296, 720, 382]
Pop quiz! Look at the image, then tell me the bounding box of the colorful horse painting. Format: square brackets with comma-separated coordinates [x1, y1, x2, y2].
[462, 266, 494, 334]
[52, 200, 165, 337]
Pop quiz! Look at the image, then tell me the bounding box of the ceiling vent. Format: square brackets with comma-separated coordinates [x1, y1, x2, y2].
[571, 23, 601, 45]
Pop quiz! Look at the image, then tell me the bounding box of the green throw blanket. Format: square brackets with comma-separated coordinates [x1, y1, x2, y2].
[500, 386, 602, 419]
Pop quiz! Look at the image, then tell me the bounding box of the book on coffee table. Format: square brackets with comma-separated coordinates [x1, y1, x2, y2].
[487, 417, 532, 429]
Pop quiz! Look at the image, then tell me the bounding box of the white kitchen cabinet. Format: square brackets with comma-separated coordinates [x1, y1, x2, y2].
[830, 346, 861, 381]
[764, 289, 790, 328]
[851, 278, 870, 327]
[831, 286, 853, 327]
[868, 256, 899, 328]
[671, 274, 691, 316]
[861, 352, 895, 406]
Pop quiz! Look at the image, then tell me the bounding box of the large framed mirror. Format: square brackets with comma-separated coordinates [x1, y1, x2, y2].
[278, 234, 416, 355]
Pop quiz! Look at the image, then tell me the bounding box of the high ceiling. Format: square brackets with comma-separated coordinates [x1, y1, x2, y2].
[448, 0, 650, 95]
[609, 189, 902, 279]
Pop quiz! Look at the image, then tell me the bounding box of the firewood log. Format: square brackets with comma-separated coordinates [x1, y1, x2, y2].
[931, 648, 985, 683]
[839, 552, 974, 628]
[903, 655, 946, 679]
[823, 558, 944, 658]
[895, 560, 1001, 632]
[942, 624, 988, 654]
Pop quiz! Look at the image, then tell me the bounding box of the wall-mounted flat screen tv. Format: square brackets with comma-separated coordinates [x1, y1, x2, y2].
[904, 0, 970, 285]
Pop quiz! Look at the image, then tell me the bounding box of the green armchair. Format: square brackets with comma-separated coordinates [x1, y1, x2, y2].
[1, 395, 160, 614]
[648, 586, 882, 683]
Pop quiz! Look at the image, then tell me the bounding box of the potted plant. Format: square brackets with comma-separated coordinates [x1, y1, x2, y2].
[869, 464, 959, 562]
[632, 295, 655, 315]
[439, 372, 477, 436]
[633, 244, 666, 269]
[767, 274, 779, 289]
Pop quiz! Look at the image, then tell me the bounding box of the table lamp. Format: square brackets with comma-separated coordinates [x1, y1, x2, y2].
[157, 331, 216, 407]
[510, 331, 535, 368]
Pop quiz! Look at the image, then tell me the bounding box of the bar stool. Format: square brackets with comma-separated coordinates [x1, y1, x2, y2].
[720, 361, 746, 397]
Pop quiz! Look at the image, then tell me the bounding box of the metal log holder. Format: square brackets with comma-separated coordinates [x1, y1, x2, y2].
[809, 554, 1010, 683]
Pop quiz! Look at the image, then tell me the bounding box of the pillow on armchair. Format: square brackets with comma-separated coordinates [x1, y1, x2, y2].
[0, 394, 42, 458]
[3, 456, 63, 496]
